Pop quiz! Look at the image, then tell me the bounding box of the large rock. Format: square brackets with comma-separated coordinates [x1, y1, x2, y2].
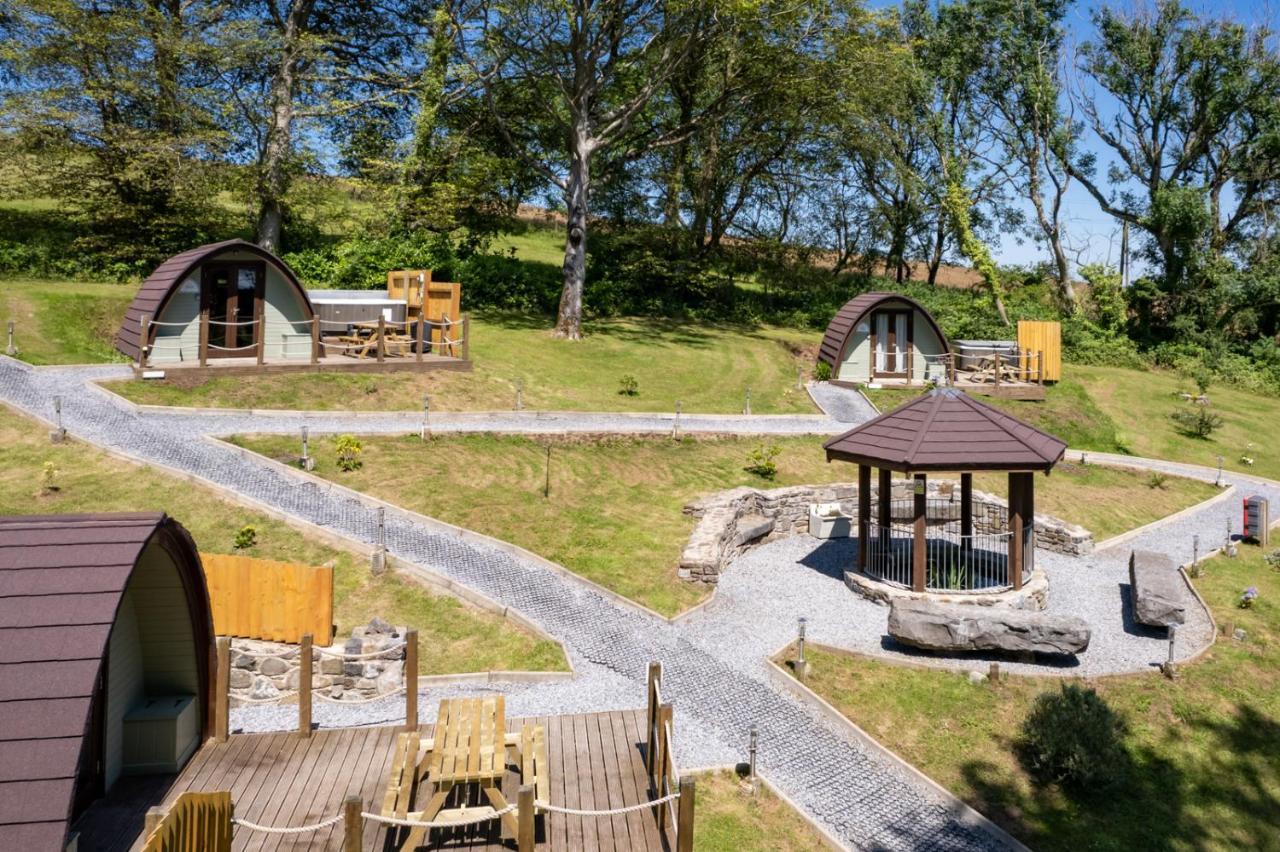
[888, 600, 1090, 655]
[1129, 550, 1188, 627]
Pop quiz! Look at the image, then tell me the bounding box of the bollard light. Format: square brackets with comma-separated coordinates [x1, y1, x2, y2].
[420, 393, 430, 440]
[748, 725, 759, 788]
[796, 367, 803, 390]
[797, 617, 807, 663]
[301, 425, 309, 461]
[53, 396, 62, 431]
[1216, 455, 1225, 487]
[1080, 452, 1087, 466]
[744, 387, 752, 416]
[1192, 534, 1199, 570]
[5, 320, 15, 356]
[673, 400, 682, 439]
[377, 507, 386, 549]
[1168, 624, 1178, 665]
[515, 379, 524, 411]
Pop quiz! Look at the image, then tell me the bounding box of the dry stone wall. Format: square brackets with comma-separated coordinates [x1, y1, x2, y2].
[680, 480, 1093, 584]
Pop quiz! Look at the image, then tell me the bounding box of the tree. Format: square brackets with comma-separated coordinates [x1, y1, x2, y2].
[454, 0, 722, 339]
[1067, 1, 1280, 290]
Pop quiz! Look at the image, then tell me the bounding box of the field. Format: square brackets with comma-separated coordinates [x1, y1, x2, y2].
[0, 404, 565, 674]
[107, 312, 821, 414]
[231, 433, 1217, 617]
[787, 543, 1280, 851]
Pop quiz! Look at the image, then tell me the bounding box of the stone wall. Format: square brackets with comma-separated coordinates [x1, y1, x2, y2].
[229, 617, 405, 705]
[679, 481, 1093, 584]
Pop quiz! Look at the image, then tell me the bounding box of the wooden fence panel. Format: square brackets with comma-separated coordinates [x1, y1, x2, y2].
[142, 791, 232, 852]
[200, 553, 333, 645]
[1017, 320, 1062, 382]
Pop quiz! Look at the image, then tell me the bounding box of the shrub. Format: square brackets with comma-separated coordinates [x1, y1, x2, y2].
[1239, 586, 1258, 609]
[814, 360, 832, 382]
[1146, 472, 1168, 490]
[334, 434, 363, 472]
[39, 461, 59, 495]
[744, 444, 781, 480]
[1265, 549, 1280, 572]
[1019, 684, 1128, 791]
[233, 525, 257, 550]
[618, 374, 639, 396]
[1169, 406, 1224, 438]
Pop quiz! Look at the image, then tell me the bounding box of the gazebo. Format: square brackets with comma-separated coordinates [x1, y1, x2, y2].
[823, 388, 1066, 594]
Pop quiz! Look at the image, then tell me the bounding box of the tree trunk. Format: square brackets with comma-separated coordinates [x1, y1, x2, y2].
[555, 146, 589, 340]
[255, 0, 314, 253]
[927, 217, 945, 286]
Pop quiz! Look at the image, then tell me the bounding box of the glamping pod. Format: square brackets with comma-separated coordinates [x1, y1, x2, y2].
[818, 292, 951, 384]
[115, 239, 315, 365]
[0, 513, 214, 850]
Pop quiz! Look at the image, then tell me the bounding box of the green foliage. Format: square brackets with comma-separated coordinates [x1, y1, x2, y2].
[1146, 472, 1168, 490]
[1019, 684, 1128, 792]
[334, 434, 363, 472]
[1170, 405, 1224, 438]
[39, 461, 59, 495]
[233, 525, 257, 550]
[617, 374, 639, 396]
[744, 444, 781, 480]
[283, 233, 457, 291]
[814, 360, 832, 382]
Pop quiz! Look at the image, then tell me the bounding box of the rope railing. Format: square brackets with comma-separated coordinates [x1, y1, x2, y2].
[363, 805, 517, 829]
[536, 792, 680, 816]
[233, 690, 300, 704]
[207, 317, 261, 327]
[313, 685, 406, 704]
[313, 641, 406, 659]
[232, 813, 345, 834]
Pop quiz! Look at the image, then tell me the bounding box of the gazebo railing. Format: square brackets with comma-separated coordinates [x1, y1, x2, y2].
[864, 508, 1019, 592]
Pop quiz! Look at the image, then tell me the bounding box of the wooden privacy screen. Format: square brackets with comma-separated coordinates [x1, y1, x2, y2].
[201, 553, 333, 644]
[387, 269, 462, 321]
[1017, 320, 1062, 382]
[142, 791, 232, 852]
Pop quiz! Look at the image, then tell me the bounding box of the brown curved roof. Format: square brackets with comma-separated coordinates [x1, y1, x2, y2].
[824, 387, 1067, 472]
[114, 239, 314, 361]
[0, 513, 212, 850]
[817, 292, 950, 368]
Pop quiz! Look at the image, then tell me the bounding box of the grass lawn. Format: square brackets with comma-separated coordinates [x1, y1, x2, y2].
[0, 278, 133, 364]
[787, 544, 1280, 851]
[107, 312, 821, 414]
[0, 405, 565, 674]
[231, 433, 1218, 617]
[694, 770, 833, 850]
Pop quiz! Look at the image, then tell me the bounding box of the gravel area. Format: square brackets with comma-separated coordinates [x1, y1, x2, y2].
[807, 381, 879, 423]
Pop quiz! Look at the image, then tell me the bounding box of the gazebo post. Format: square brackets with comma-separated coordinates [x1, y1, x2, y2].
[912, 473, 927, 592]
[960, 472, 973, 547]
[877, 467, 891, 551]
[857, 464, 871, 571]
[1021, 472, 1035, 578]
[1008, 472, 1026, 590]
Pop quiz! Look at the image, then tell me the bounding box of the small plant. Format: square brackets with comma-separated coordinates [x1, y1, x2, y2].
[1266, 549, 1280, 572]
[1169, 406, 1223, 438]
[1239, 587, 1258, 609]
[39, 461, 60, 495]
[334, 434, 363, 471]
[814, 360, 832, 382]
[618, 374, 639, 396]
[1019, 684, 1128, 792]
[1241, 454, 1255, 466]
[233, 525, 257, 550]
[1146, 472, 1168, 490]
[1241, 442, 1256, 466]
[744, 444, 781, 480]
[361, 378, 378, 395]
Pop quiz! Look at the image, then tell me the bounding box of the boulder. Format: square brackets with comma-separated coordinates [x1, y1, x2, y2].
[733, 514, 775, 547]
[248, 676, 280, 701]
[259, 656, 290, 677]
[1129, 550, 1188, 627]
[888, 600, 1090, 655]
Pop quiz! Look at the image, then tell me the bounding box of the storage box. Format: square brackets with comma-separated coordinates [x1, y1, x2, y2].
[809, 503, 852, 539]
[123, 695, 199, 775]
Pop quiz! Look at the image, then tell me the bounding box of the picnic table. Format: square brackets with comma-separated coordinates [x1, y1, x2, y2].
[381, 696, 550, 849]
[968, 353, 1022, 385]
[337, 320, 413, 359]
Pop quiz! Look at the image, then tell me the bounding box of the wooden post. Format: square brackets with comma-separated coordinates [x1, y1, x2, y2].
[857, 464, 871, 571]
[655, 703, 674, 829]
[298, 633, 312, 738]
[517, 784, 535, 852]
[404, 629, 418, 731]
[139, 317, 150, 369]
[343, 795, 363, 851]
[994, 352, 1002, 391]
[912, 473, 927, 592]
[311, 316, 320, 364]
[199, 310, 210, 367]
[215, 637, 230, 742]
[676, 776, 696, 852]
[949, 352, 956, 386]
[646, 661, 661, 775]
[143, 806, 166, 840]
[1022, 472, 1035, 579]
[376, 315, 385, 363]
[461, 313, 470, 361]
[960, 473, 973, 542]
[415, 316, 425, 364]
[1009, 472, 1024, 590]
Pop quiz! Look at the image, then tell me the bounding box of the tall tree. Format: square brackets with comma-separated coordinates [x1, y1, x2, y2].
[1067, 0, 1280, 290]
[454, 0, 720, 339]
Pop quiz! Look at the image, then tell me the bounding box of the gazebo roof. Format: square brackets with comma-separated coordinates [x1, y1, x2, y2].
[824, 387, 1067, 472]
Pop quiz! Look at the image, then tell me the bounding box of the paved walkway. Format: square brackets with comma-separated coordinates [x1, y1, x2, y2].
[8, 358, 1275, 849]
[807, 381, 880, 423]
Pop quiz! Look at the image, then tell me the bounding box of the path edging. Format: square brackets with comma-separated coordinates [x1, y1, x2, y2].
[762, 658, 1030, 852]
[683, 764, 848, 851]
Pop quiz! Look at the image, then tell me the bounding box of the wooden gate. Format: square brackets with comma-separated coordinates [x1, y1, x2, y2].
[1017, 320, 1062, 382]
[142, 791, 232, 852]
[201, 553, 333, 644]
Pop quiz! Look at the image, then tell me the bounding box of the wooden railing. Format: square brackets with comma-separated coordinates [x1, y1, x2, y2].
[142, 791, 232, 852]
[646, 661, 695, 852]
[201, 552, 333, 644]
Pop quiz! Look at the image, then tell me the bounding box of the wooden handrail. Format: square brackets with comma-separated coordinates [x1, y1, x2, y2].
[299, 633, 312, 738]
[214, 637, 230, 743]
[404, 629, 419, 731]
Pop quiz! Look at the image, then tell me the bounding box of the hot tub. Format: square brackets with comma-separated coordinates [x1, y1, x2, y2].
[952, 339, 1018, 372]
[307, 290, 408, 334]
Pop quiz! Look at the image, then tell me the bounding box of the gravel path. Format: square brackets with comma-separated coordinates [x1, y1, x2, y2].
[1, 357, 998, 850]
[807, 381, 879, 423]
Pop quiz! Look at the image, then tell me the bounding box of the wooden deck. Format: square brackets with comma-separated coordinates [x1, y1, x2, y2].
[74, 710, 671, 852]
[132, 351, 471, 380]
[836, 376, 1048, 401]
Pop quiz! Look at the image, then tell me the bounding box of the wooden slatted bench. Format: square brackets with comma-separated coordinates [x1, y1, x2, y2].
[381, 731, 424, 823]
[520, 723, 550, 816]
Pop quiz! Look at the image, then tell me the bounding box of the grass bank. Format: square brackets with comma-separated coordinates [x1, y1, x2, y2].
[0, 278, 132, 364]
[108, 312, 820, 414]
[0, 405, 565, 674]
[231, 433, 1216, 617]
[787, 544, 1280, 851]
